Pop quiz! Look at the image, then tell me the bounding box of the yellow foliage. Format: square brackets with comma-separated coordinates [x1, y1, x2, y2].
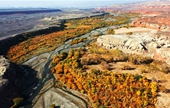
[136, 90, 141, 96]
[51, 48, 159, 108]
[150, 82, 158, 93]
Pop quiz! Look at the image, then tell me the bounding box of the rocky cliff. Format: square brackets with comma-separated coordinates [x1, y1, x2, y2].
[0, 56, 39, 108]
[97, 31, 170, 65]
[131, 17, 170, 30]
[0, 56, 9, 92]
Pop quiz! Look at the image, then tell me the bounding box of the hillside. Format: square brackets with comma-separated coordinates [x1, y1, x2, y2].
[95, 0, 170, 31]
[95, 0, 170, 13]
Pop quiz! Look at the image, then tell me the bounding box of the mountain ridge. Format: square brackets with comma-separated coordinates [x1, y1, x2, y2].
[95, 0, 170, 12]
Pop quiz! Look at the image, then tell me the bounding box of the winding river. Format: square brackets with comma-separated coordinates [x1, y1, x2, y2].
[22, 25, 116, 108]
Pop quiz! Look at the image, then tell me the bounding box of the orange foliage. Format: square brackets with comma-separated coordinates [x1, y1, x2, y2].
[51, 49, 158, 108]
[7, 14, 132, 64]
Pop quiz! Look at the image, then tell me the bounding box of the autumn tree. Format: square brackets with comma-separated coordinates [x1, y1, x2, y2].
[107, 28, 115, 35]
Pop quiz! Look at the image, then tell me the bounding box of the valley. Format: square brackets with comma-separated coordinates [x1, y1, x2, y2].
[1, 0, 170, 108]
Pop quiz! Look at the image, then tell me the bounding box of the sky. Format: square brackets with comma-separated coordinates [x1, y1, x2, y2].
[0, 0, 148, 8]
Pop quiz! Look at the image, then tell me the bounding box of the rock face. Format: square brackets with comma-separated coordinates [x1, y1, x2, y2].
[97, 31, 170, 65]
[0, 55, 39, 108]
[0, 56, 9, 91]
[131, 17, 170, 31]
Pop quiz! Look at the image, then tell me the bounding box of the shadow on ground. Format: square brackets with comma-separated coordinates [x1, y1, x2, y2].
[0, 62, 39, 108]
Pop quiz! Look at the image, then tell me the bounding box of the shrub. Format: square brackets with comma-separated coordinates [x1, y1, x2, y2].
[10, 97, 24, 108]
[80, 55, 102, 65]
[107, 28, 115, 35]
[51, 55, 61, 66]
[91, 69, 102, 75]
[89, 44, 108, 54]
[67, 50, 74, 58]
[126, 32, 133, 35]
[50, 104, 55, 108]
[82, 65, 88, 69]
[124, 24, 130, 29]
[93, 33, 102, 37]
[121, 65, 134, 70]
[151, 61, 170, 74]
[128, 55, 153, 65]
[139, 60, 170, 74]
[70, 37, 87, 45]
[110, 49, 123, 57]
[73, 50, 81, 59]
[102, 55, 113, 63]
[59, 52, 68, 60]
[80, 58, 89, 65]
[100, 61, 110, 70]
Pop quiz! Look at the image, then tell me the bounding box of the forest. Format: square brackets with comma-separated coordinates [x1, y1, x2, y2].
[51, 43, 169, 108]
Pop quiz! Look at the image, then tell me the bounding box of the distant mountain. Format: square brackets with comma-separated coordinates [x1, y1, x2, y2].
[154, 0, 170, 4]
[0, 8, 61, 15]
[94, 0, 170, 14]
[156, 0, 170, 2]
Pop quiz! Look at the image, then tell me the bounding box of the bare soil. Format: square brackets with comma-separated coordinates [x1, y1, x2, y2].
[115, 27, 156, 34]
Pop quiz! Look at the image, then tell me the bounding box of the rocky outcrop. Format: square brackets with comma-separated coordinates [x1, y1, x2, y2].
[97, 31, 170, 65]
[97, 33, 154, 55]
[0, 56, 9, 91]
[0, 56, 39, 108]
[131, 17, 170, 31]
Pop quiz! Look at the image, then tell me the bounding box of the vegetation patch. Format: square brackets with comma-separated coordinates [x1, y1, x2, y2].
[70, 38, 87, 45]
[6, 13, 136, 64]
[51, 44, 162, 108]
[10, 97, 24, 108]
[139, 61, 170, 74]
[126, 32, 133, 35]
[107, 28, 115, 35]
[128, 54, 153, 65]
